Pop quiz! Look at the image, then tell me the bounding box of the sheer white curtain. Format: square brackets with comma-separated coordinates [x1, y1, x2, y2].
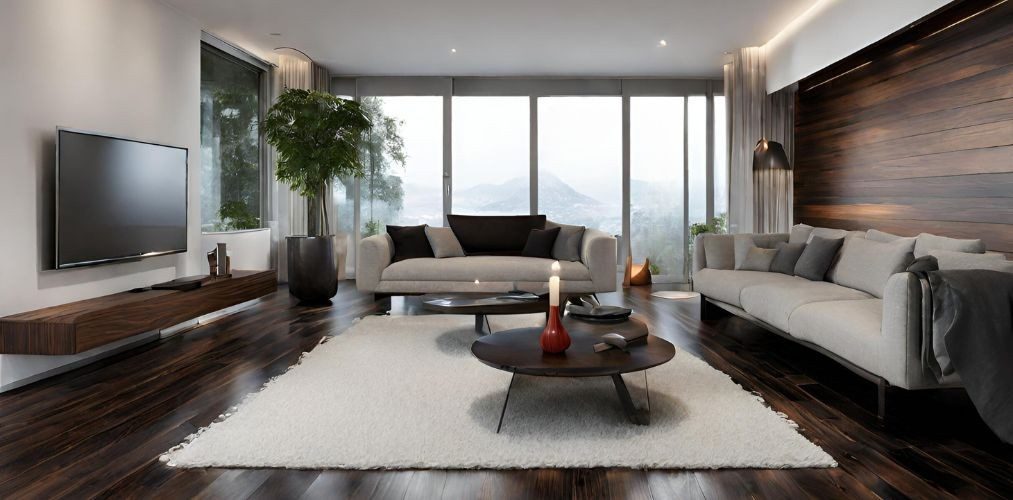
[724, 47, 795, 235]
[725, 47, 765, 234]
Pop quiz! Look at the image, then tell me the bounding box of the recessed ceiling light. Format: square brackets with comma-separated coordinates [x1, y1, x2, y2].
[658, 39, 667, 47]
[450, 48, 457, 53]
[269, 32, 282, 36]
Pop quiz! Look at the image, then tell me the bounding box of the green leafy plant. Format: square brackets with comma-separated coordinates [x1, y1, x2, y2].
[690, 212, 728, 237]
[263, 89, 371, 236]
[363, 219, 382, 237]
[216, 200, 259, 231]
[648, 262, 661, 275]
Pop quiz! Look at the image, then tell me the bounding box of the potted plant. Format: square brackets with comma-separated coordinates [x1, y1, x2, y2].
[263, 89, 371, 302]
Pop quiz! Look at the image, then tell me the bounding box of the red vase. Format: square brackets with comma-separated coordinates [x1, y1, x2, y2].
[540, 305, 571, 353]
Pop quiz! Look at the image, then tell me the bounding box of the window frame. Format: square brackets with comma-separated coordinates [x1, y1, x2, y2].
[199, 32, 272, 233]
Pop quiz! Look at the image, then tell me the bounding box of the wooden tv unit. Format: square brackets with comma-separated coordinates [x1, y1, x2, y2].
[0, 270, 277, 355]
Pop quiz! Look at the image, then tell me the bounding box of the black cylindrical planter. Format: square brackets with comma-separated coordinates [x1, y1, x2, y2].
[287, 235, 337, 303]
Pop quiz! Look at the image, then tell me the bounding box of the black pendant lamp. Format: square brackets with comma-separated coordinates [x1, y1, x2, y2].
[752, 139, 791, 170]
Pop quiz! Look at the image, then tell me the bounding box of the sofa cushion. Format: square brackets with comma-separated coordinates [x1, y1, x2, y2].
[740, 279, 873, 331]
[789, 224, 814, 244]
[702, 234, 735, 270]
[832, 237, 915, 298]
[914, 233, 985, 258]
[381, 256, 591, 282]
[806, 227, 847, 243]
[521, 227, 560, 259]
[929, 250, 1013, 272]
[387, 225, 434, 262]
[788, 299, 883, 376]
[770, 242, 806, 275]
[733, 234, 785, 269]
[545, 221, 585, 262]
[693, 268, 801, 307]
[447, 214, 546, 255]
[794, 236, 844, 281]
[740, 247, 778, 272]
[866, 229, 915, 245]
[424, 226, 465, 258]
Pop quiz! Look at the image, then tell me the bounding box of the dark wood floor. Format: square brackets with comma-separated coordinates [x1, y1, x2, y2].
[1, 283, 1011, 499]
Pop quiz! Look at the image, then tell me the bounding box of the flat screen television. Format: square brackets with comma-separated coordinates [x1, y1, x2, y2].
[56, 128, 188, 269]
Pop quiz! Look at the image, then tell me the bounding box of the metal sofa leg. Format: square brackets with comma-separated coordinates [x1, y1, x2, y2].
[700, 297, 725, 321]
[877, 378, 889, 425]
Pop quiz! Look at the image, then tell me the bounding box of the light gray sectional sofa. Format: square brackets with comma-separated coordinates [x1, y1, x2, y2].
[693, 224, 1012, 418]
[356, 228, 617, 296]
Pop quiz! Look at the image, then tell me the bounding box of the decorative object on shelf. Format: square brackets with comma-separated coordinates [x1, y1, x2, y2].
[207, 243, 232, 278]
[540, 261, 571, 353]
[206, 250, 218, 276]
[625, 257, 652, 286]
[263, 88, 371, 303]
[651, 291, 701, 300]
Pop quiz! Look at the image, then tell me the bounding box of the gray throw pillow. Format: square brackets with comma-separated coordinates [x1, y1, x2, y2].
[929, 250, 1012, 272]
[914, 233, 986, 258]
[789, 224, 813, 244]
[424, 226, 465, 258]
[770, 242, 806, 275]
[545, 220, 585, 262]
[740, 247, 778, 272]
[733, 234, 784, 270]
[806, 227, 848, 243]
[794, 236, 844, 281]
[832, 237, 915, 298]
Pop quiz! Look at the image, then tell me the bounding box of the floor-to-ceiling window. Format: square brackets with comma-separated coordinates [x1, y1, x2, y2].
[713, 95, 728, 222]
[359, 96, 443, 235]
[199, 43, 265, 232]
[537, 97, 622, 235]
[338, 79, 724, 283]
[452, 96, 529, 214]
[630, 97, 685, 282]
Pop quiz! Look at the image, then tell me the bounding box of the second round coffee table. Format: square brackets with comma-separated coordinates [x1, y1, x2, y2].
[472, 316, 675, 432]
[420, 293, 555, 334]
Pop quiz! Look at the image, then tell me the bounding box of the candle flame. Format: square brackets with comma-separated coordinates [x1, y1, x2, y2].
[551, 261, 560, 274]
[474, 279, 480, 285]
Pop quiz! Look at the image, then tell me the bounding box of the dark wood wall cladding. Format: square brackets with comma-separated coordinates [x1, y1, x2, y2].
[793, 0, 1013, 253]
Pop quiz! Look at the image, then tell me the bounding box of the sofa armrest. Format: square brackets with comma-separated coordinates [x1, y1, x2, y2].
[356, 234, 394, 293]
[881, 272, 936, 389]
[581, 229, 617, 292]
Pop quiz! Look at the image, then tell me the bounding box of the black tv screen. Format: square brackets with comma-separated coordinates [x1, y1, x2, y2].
[56, 129, 188, 269]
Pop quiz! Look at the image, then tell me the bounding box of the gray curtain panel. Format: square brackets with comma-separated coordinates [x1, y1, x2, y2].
[754, 84, 795, 234]
[724, 47, 764, 234]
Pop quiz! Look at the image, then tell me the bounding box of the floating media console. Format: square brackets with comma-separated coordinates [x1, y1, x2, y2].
[0, 270, 277, 355]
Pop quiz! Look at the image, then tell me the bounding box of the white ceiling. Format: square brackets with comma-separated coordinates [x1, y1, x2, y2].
[162, 0, 819, 78]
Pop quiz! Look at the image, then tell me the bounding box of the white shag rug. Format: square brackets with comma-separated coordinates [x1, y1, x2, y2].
[163, 314, 836, 469]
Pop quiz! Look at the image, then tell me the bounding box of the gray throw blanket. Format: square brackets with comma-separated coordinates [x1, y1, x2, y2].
[926, 270, 1013, 444]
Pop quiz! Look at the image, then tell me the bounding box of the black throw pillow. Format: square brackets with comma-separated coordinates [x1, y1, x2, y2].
[447, 214, 546, 255]
[794, 236, 844, 281]
[386, 225, 435, 262]
[521, 227, 561, 259]
[770, 242, 806, 275]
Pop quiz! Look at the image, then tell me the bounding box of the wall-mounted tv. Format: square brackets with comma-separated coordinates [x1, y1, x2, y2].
[56, 128, 188, 269]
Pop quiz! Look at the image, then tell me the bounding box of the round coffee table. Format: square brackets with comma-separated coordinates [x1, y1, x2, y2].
[421, 293, 554, 334]
[471, 316, 675, 431]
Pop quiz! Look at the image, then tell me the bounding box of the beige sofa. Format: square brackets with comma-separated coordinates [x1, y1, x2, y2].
[692, 225, 1010, 419]
[356, 228, 617, 296]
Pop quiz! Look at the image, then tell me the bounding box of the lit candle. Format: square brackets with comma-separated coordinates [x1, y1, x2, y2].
[549, 261, 561, 306]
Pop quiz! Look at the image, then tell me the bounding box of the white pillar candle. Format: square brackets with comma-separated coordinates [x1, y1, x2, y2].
[549, 261, 561, 306]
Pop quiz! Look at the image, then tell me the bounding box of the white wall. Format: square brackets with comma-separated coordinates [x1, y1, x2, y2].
[763, 0, 950, 93]
[0, 0, 201, 389]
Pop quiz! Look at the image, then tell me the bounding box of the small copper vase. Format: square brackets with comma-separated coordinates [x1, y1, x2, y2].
[540, 305, 571, 353]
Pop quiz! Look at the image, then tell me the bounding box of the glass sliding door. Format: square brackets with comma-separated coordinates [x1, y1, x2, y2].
[713, 95, 728, 221]
[199, 44, 263, 232]
[359, 96, 443, 235]
[630, 97, 685, 283]
[452, 97, 529, 214]
[537, 97, 622, 235]
[687, 95, 708, 227]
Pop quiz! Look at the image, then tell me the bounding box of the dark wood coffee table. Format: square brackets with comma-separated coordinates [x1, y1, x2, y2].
[421, 293, 555, 334]
[471, 316, 675, 431]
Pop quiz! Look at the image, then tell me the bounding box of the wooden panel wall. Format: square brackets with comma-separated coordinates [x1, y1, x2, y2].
[793, 0, 1013, 253]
